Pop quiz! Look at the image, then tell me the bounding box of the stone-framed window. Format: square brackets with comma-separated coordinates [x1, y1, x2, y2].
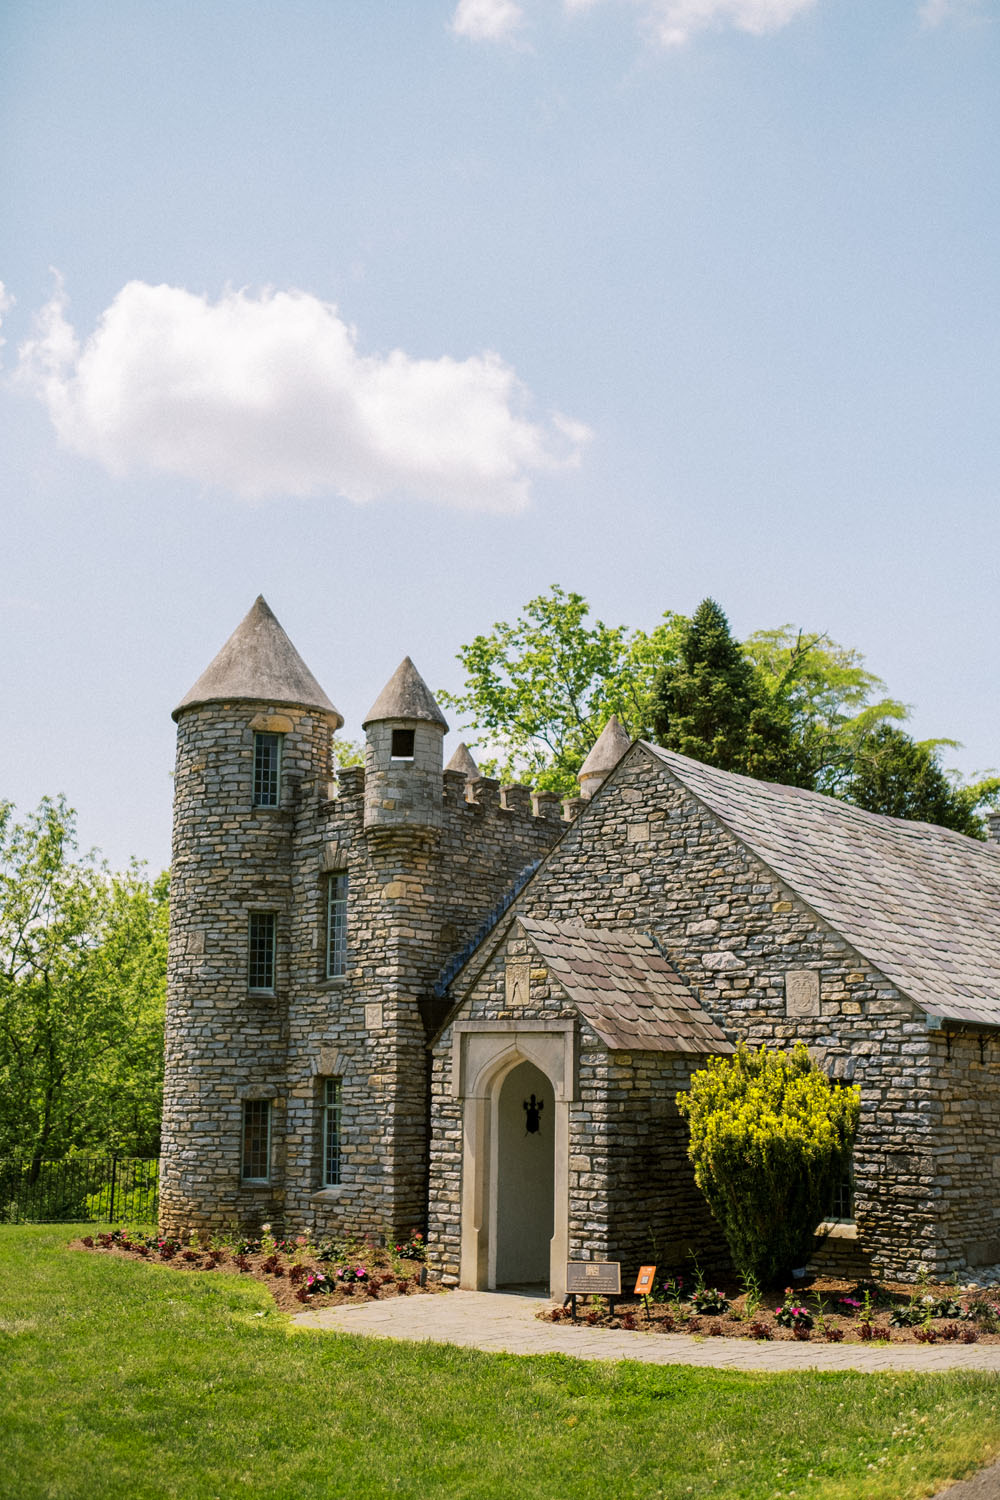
[829, 1153, 855, 1223]
[326, 873, 348, 978]
[253, 732, 282, 806]
[248, 911, 276, 991]
[241, 1100, 271, 1182]
[322, 1078, 342, 1186]
[390, 728, 415, 760]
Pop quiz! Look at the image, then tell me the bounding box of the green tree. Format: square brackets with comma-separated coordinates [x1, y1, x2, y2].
[439, 585, 686, 797]
[843, 724, 997, 837]
[649, 599, 813, 786]
[0, 797, 168, 1166]
[743, 625, 907, 794]
[677, 1042, 860, 1284]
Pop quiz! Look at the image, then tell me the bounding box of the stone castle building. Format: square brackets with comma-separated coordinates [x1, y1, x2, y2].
[161, 597, 1000, 1294]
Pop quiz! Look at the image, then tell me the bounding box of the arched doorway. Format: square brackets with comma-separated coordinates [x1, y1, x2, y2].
[492, 1060, 554, 1288]
[455, 1021, 573, 1297]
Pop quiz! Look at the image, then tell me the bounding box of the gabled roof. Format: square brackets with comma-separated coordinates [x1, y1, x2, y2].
[173, 596, 342, 724]
[644, 744, 1000, 1029]
[362, 657, 448, 730]
[519, 917, 733, 1053]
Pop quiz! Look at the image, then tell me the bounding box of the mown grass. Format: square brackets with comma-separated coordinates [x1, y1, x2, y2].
[2, 1225, 999, 1500]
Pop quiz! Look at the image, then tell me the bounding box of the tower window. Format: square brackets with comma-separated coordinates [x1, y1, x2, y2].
[253, 732, 282, 806]
[326, 873, 348, 978]
[322, 1078, 342, 1186]
[241, 1100, 271, 1182]
[390, 728, 415, 760]
[248, 911, 276, 991]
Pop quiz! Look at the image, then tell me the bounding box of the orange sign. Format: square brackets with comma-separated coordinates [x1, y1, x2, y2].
[634, 1265, 656, 1295]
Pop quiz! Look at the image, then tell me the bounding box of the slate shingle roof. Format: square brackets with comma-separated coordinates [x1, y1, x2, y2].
[518, 917, 733, 1053]
[645, 744, 1000, 1029]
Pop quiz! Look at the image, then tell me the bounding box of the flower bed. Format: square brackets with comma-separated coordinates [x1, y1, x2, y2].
[74, 1226, 433, 1313]
[542, 1273, 1000, 1345]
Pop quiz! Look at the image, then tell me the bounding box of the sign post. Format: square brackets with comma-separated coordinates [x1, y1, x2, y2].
[564, 1261, 622, 1321]
[633, 1265, 657, 1321]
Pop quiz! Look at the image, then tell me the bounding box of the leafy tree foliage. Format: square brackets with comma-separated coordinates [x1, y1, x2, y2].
[843, 724, 994, 836]
[439, 585, 686, 796]
[0, 797, 167, 1165]
[743, 625, 907, 794]
[648, 599, 813, 786]
[677, 1042, 860, 1285]
[445, 585, 998, 835]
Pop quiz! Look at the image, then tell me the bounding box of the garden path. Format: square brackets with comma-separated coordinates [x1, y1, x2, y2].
[291, 1288, 1000, 1373]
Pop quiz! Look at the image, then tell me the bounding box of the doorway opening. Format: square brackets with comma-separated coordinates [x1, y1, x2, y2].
[492, 1059, 554, 1289]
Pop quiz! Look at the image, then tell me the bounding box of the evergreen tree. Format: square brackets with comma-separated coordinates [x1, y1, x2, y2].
[649, 599, 813, 787]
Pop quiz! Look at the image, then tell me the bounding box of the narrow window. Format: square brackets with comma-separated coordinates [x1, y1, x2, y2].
[326, 873, 348, 978]
[322, 1078, 342, 1186]
[241, 1100, 271, 1182]
[253, 732, 282, 806]
[829, 1154, 855, 1223]
[248, 911, 276, 991]
[390, 728, 415, 760]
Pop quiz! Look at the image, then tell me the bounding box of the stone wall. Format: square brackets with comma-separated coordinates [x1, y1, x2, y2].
[161, 700, 335, 1236]
[162, 698, 562, 1242]
[428, 926, 721, 1288]
[429, 745, 986, 1283]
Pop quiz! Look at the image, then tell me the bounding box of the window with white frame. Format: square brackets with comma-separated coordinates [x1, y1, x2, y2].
[241, 1100, 271, 1182]
[322, 1078, 342, 1186]
[248, 911, 276, 991]
[326, 873, 348, 978]
[253, 732, 282, 806]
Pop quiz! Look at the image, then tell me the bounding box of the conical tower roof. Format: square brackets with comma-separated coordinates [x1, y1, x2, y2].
[445, 742, 480, 779]
[578, 715, 632, 791]
[173, 596, 342, 724]
[362, 657, 449, 731]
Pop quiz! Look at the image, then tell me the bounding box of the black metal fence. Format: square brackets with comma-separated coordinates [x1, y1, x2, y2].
[0, 1155, 159, 1224]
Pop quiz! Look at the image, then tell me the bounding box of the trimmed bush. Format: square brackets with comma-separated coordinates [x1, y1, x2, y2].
[677, 1042, 859, 1284]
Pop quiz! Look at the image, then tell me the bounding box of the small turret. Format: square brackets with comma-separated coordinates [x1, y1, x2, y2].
[578, 715, 631, 799]
[445, 742, 480, 781]
[362, 657, 448, 837]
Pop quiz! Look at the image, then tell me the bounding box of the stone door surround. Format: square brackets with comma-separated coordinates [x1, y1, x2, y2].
[451, 1020, 576, 1298]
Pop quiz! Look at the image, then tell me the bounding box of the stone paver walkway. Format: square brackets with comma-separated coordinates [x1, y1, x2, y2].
[291, 1289, 1000, 1373]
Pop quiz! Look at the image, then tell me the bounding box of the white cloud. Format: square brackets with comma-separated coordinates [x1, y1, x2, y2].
[451, 0, 526, 42]
[14, 279, 589, 514]
[455, 0, 814, 45]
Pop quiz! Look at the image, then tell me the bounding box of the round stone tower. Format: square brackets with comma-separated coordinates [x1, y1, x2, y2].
[161, 595, 342, 1236]
[362, 657, 448, 839]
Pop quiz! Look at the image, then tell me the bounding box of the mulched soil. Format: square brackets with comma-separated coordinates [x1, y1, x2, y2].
[72, 1232, 435, 1315]
[541, 1275, 1000, 1345]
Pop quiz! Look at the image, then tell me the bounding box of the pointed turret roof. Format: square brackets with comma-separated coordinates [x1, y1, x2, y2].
[362, 657, 448, 731]
[173, 596, 342, 724]
[445, 742, 480, 779]
[578, 715, 632, 791]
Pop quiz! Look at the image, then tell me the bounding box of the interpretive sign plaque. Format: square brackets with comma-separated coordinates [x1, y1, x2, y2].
[565, 1261, 621, 1295]
[634, 1265, 656, 1296]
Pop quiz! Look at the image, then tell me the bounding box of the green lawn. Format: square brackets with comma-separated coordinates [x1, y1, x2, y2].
[2, 1225, 999, 1500]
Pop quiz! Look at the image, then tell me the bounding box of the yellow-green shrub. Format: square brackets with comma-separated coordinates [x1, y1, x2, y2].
[677, 1042, 860, 1284]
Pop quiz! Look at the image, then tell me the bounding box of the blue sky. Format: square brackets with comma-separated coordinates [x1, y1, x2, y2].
[2, 0, 998, 870]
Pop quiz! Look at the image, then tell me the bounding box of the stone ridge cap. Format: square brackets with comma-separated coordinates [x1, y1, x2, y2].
[639, 743, 1000, 1028]
[173, 595, 342, 725]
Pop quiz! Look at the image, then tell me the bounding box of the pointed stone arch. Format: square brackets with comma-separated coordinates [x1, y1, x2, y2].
[452, 1021, 575, 1296]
